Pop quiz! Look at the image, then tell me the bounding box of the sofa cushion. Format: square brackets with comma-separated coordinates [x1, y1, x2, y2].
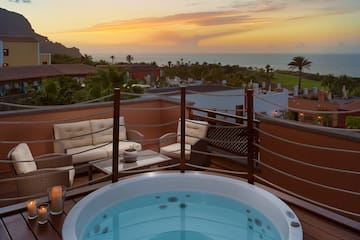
[160, 143, 191, 160]
[66, 145, 109, 165]
[10, 143, 37, 174]
[90, 117, 127, 145]
[177, 119, 208, 145]
[54, 120, 92, 150]
[103, 141, 142, 157]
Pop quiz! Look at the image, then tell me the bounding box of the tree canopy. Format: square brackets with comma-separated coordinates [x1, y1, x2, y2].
[288, 56, 312, 91]
[19, 66, 144, 105]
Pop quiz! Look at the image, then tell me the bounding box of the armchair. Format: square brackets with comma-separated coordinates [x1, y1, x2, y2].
[159, 119, 210, 168]
[7, 143, 75, 197]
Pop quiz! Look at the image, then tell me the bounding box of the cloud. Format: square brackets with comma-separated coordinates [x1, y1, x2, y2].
[220, 0, 287, 12]
[62, 10, 267, 34]
[288, 8, 360, 21]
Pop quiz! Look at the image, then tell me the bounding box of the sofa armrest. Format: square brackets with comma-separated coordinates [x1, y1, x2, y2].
[190, 139, 210, 167]
[159, 132, 177, 148]
[127, 129, 144, 142]
[35, 153, 73, 169]
[53, 140, 66, 153]
[16, 169, 70, 196]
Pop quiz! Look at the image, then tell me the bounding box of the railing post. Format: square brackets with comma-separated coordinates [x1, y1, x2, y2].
[112, 88, 120, 183]
[236, 104, 244, 124]
[180, 87, 186, 173]
[246, 89, 255, 184]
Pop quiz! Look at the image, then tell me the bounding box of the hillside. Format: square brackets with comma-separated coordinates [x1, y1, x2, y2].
[0, 8, 82, 58]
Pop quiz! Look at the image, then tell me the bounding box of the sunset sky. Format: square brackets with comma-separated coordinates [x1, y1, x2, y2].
[2, 0, 360, 55]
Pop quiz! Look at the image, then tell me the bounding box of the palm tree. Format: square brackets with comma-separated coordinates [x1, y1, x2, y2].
[126, 54, 134, 64]
[288, 56, 312, 92]
[265, 64, 272, 90]
[110, 55, 115, 64]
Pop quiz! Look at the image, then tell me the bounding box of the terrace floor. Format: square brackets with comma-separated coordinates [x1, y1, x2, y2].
[0, 171, 359, 240]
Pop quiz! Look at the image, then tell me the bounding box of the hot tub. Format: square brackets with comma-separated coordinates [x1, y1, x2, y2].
[63, 172, 302, 239]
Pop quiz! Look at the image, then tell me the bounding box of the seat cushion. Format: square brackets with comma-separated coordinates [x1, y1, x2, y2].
[66, 145, 108, 164]
[54, 120, 92, 150]
[160, 143, 191, 160]
[10, 143, 37, 174]
[90, 117, 127, 145]
[177, 119, 208, 145]
[103, 141, 142, 157]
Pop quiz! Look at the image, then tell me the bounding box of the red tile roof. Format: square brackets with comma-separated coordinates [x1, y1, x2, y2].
[339, 99, 360, 111]
[0, 35, 38, 43]
[0, 64, 96, 81]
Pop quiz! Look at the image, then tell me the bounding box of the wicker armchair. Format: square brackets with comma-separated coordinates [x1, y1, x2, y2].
[159, 119, 210, 168]
[7, 143, 75, 197]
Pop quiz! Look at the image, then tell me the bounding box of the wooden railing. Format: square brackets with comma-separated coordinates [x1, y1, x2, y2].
[1, 87, 359, 230]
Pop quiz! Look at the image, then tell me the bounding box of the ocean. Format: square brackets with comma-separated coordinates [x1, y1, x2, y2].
[92, 53, 360, 78]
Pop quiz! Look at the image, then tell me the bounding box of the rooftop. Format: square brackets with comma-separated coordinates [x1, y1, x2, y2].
[0, 35, 38, 43]
[0, 89, 359, 239]
[0, 64, 97, 81]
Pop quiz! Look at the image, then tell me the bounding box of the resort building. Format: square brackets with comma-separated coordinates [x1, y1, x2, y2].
[120, 64, 162, 82]
[0, 64, 96, 98]
[288, 91, 360, 128]
[0, 35, 51, 67]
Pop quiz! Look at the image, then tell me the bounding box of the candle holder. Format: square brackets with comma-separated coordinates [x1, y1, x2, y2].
[27, 200, 37, 219]
[48, 185, 66, 215]
[37, 203, 49, 225]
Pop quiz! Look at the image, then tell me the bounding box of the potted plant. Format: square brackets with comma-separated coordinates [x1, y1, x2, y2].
[123, 145, 138, 163]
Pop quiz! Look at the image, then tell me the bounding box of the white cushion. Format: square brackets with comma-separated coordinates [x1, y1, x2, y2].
[160, 143, 191, 160]
[66, 145, 108, 164]
[103, 141, 142, 157]
[90, 117, 127, 145]
[10, 143, 37, 174]
[177, 119, 208, 145]
[54, 120, 92, 150]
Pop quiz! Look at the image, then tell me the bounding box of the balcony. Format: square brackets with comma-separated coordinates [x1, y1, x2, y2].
[0, 88, 359, 239]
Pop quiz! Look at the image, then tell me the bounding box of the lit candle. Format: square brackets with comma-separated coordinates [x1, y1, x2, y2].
[27, 200, 37, 219]
[37, 204, 48, 224]
[49, 186, 63, 215]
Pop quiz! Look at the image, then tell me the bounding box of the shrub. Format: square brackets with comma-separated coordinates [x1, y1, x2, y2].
[345, 116, 360, 129]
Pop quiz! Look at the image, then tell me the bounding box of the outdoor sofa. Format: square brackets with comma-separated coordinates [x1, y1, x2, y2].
[53, 117, 143, 170]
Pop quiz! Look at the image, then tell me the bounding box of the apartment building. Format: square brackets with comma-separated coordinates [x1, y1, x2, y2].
[0, 35, 51, 67]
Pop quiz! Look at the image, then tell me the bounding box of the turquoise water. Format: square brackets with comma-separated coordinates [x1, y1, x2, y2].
[82, 191, 281, 240]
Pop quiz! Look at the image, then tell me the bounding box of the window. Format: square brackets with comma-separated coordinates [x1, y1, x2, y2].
[3, 49, 9, 56]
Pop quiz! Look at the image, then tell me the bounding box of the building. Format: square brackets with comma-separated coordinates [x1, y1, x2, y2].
[0, 35, 51, 67]
[288, 91, 360, 128]
[0, 64, 96, 96]
[119, 64, 162, 83]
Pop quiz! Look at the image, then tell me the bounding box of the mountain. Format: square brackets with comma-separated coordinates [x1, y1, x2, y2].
[0, 8, 82, 58]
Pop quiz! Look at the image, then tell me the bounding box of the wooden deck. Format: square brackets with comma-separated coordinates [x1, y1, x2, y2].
[0, 185, 359, 239]
[0, 163, 359, 240]
[0, 197, 80, 240]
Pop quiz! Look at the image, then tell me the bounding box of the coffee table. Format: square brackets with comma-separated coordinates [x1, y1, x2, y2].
[88, 150, 173, 181]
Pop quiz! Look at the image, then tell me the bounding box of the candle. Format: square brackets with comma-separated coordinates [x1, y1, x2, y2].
[37, 204, 48, 224]
[27, 200, 37, 219]
[49, 186, 64, 215]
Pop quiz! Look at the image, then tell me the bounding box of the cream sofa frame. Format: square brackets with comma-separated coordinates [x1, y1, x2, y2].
[53, 117, 143, 168]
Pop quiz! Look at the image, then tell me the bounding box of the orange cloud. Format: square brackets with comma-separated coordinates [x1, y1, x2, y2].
[52, 10, 271, 48]
[48, 3, 360, 54]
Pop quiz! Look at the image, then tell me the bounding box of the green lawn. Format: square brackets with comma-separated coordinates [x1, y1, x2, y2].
[272, 73, 322, 90]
